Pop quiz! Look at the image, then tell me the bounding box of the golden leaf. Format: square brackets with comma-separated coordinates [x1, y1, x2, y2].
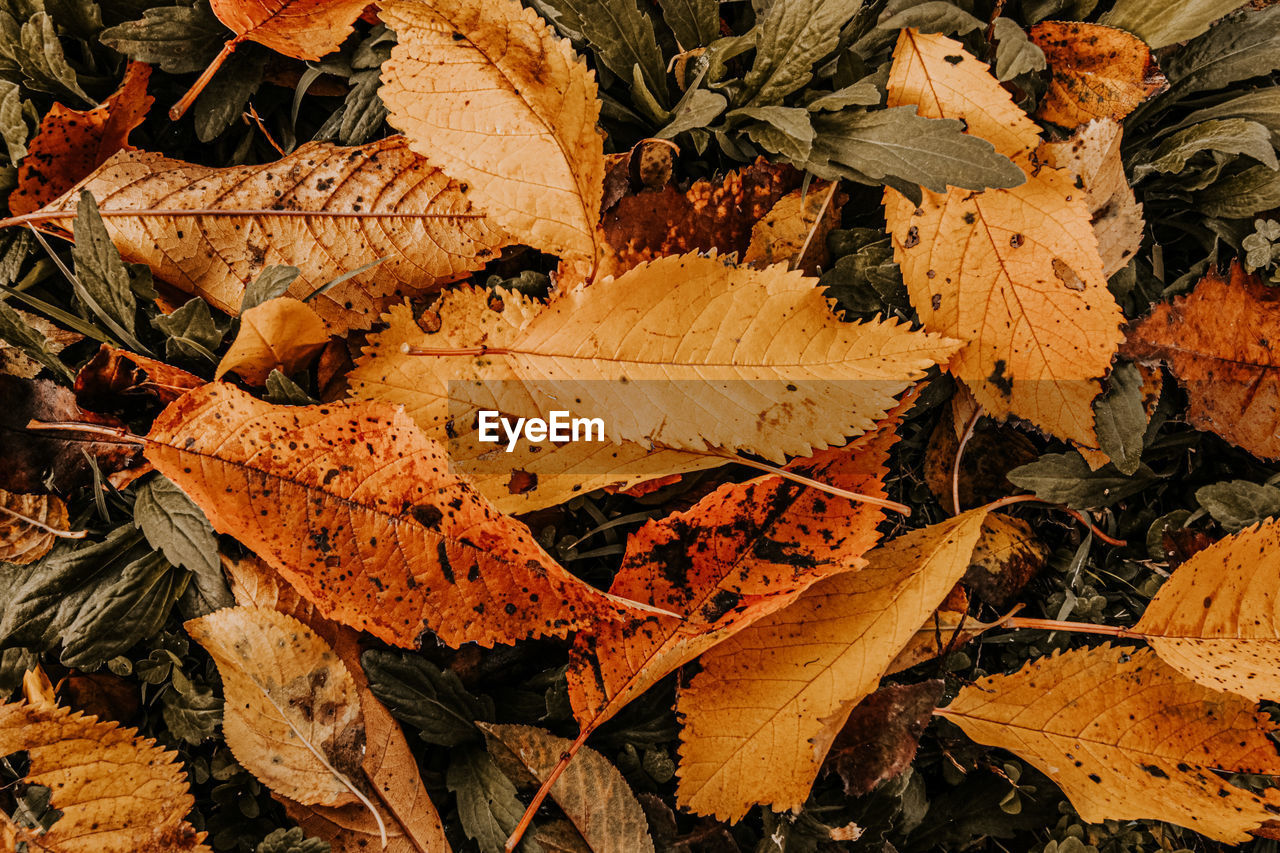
[742, 182, 843, 274]
[0, 489, 70, 565]
[884, 608, 1000, 676]
[675, 508, 990, 820]
[939, 645, 1280, 843]
[379, 0, 605, 280]
[185, 606, 368, 809]
[883, 30, 1124, 446]
[10, 137, 508, 332]
[145, 383, 648, 647]
[1030, 21, 1168, 129]
[215, 297, 330, 386]
[210, 0, 369, 60]
[0, 699, 208, 852]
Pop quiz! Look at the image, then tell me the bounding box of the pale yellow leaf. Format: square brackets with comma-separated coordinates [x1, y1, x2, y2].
[215, 297, 330, 385]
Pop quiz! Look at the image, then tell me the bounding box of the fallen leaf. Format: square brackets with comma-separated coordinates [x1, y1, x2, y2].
[922, 400, 1039, 513]
[742, 182, 844, 275]
[0, 488, 70, 564]
[600, 157, 801, 278]
[566, 407, 903, 734]
[963, 513, 1048, 608]
[675, 507, 990, 820]
[884, 607, 1000, 676]
[1123, 262, 1280, 460]
[0, 698, 209, 851]
[74, 344, 204, 415]
[824, 680, 944, 797]
[938, 645, 1280, 843]
[146, 383, 648, 647]
[380, 0, 605, 282]
[215, 297, 330, 385]
[15, 137, 508, 332]
[1030, 22, 1168, 129]
[0, 303, 81, 382]
[9, 62, 153, 217]
[883, 30, 1124, 447]
[481, 723, 656, 853]
[1039, 119, 1144, 278]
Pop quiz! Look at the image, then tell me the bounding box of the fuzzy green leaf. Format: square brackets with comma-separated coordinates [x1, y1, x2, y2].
[656, 87, 726, 138]
[1163, 7, 1280, 98]
[133, 474, 220, 579]
[1007, 452, 1158, 509]
[740, 0, 865, 107]
[992, 18, 1045, 83]
[362, 648, 495, 747]
[100, 2, 227, 75]
[17, 12, 92, 103]
[1133, 119, 1277, 180]
[448, 745, 541, 853]
[71, 191, 140, 341]
[1101, 0, 1242, 50]
[1199, 164, 1280, 219]
[0, 78, 26, 163]
[241, 266, 301, 313]
[1093, 363, 1147, 477]
[152, 297, 223, 363]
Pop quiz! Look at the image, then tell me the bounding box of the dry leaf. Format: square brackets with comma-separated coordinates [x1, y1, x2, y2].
[1134, 518, 1280, 702]
[1123, 262, 1280, 459]
[481, 723, 656, 853]
[600, 158, 801, 279]
[210, 0, 368, 60]
[9, 62, 153, 217]
[884, 607, 1000, 676]
[1030, 21, 1168, 130]
[567, 408, 903, 734]
[0, 699, 208, 852]
[963, 512, 1048, 608]
[215, 297, 330, 385]
[75, 344, 204, 414]
[923, 408, 1038, 512]
[939, 645, 1280, 843]
[348, 294, 721, 514]
[824, 680, 944, 798]
[146, 383, 647, 647]
[742, 182, 843, 275]
[883, 30, 1124, 447]
[379, 0, 605, 282]
[1039, 119, 1144, 278]
[675, 507, 990, 820]
[0, 307, 81, 381]
[185, 606, 366, 808]
[17, 137, 508, 332]
[0, 489, 70, 565]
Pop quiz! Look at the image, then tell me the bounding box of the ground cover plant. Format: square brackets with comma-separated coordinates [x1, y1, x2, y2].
[2, 1, 1280, 852]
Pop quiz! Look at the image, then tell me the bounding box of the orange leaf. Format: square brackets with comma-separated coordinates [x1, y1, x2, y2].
[215, 297, 330, 385]
[566, 404, 905, 733]
[1030, 21, 1168, 130]
[9, 62, 153, 218]
[1123, 262, 1280, 460]
[144, 383, 650, 648]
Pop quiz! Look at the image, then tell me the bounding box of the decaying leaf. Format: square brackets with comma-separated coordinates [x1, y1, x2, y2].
[147, 383, 648, 647]
[0, 488, 70, 565]
[215, 297, 330, 386]
[10, 62, 153, 217]
[742, 182, 844, 275]
[566, 407, 902, 734]
[380, 0, 605, 281]
[15, 137, 508, 332]
[963, 512, 1048, 608]
[824, 680, 944, 798]
[1123, 262, 1280, 460]
[0, 698, 208, 851]
[481, 723, 656, 853]
[1039, 119, 1144, 278]
[883, 30, 1124, 447]
[1030, 22, 1168, 130]
[939, 645, 1280, 843]
[0, 304, 81, 382]
[74, 345, 204, 415]
[675, 507, 990, 820]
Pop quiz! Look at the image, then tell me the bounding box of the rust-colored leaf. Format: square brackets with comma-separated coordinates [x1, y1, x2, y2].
[74, 344, 204, 415]
[1030, 21, 1168, 130]
[824, 680, 944, 798]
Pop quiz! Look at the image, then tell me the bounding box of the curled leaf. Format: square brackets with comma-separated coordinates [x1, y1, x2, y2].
[215, 297, 330, 386]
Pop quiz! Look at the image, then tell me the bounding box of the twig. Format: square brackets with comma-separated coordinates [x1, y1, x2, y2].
[0, 504, 86, 539]
[725, 453, 911, 515]
[984, 494, 1127, 547]
[791, 182, 839, 272]
[951, 404, 983, 515]
[170, 39, 243, 121]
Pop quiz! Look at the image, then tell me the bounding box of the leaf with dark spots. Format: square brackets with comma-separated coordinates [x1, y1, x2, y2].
[825, 680, 944, 797]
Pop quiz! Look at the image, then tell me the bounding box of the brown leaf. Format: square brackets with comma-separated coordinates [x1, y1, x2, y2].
[215, 297, 330, 385]
[146, 383, 649, 647]
[9, 62, 153, 217]
[742, 182, 844, 275]
[58, 672, 140, 726]
[1030, 21, 1168, 130]
[1123, 262, 1280, 459]
[74, 344, 204, 415]
[963, 513, 1048, 608]
[824, 680, 944, 797]
[0, 308, 81, 381]
[0, 375, 140, 494]
[0, 488, 70, 564]
[923, 402, 1038, 513]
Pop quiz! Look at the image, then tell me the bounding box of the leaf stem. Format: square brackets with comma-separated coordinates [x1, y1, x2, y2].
[0, 209, 489, 231]
[25, 420, 148, 444]
[505, 724, 595, 853]
[951, 404, 983, 515]
[170, 38, 242, 121]
[727, 454, 912, 515]
[983, 494, 1127, 547]
[1000, 616, 1143, 639]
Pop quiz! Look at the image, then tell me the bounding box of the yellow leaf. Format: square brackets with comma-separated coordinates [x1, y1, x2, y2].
[13, 137, 508, 332]
[380, 0, 605, 281]
[1134, 518, 1280, 702]
[184, 606, 372, 811]
[215, 297, 330, 385]
[883, 30, 1124, 446]
[0, 699, 208, 852]
[675, 507, 990, 820]
[742, 182, 842, 274]
[939, 645, 1280, 843]
[0, 489, 71, 565]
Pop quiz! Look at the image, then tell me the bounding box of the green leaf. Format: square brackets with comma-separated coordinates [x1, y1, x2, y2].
[0, 228, 29, 286]
[71, 191, 140, 341]
[992, 18, 1045, 83]
[1198, 163, 1280, 219]
[655, 87, 725, 139]
[805, 78, 881, 111]
[194, 43, 266, 143]
[1101, 0, 1242, 50]
[448, 745, 541, 853]
[807, 107, 1026, 193]
[657, 0, 718, 49]
[1173, 89, 1280, 145]
[1132, 119, 1278, 181]
[17, 12, 92, 103]
[152, 297, 224, 363]
[362, 648, 495, 747]
[44, 0, 103, 40]
[100, 2, 227, 75]
[1163, 7, 1280, 98]
[0, 78, 27, 162]
[133, 473, 221, 577]
[855, 2, 985, 58]
[241, 266, 300, 313]
[540, 0, 668, 110]
[61, 550, 188, 668]
[162, 679, 222, 744]
[740, 0, 865, 107]
[0, 298, 74, 382]
[1006, 452, 1158, 509]
[1196, 480, 1280, 532]
[264, 369, 316, 405]
[820, 230, 907, 318]
[731, 105, 815, 161]
[256, 827, 331, 853]
[1092, 363, 1147, 477]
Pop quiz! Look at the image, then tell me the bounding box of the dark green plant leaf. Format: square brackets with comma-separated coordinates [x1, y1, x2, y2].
[45, 0, 103, 40]
[0, 78, 26, 162]
[71, 191, 141, 343]
[0, 297, 74, 382]
[448, 745, 541, 853]
[1006, 452, 1158, 509]
[1093, 363, 1146, 477]
[1101, 0, 1242, 50]
[821, 229, 907, 318]
[855, 2, 985, 58]
[992, 18, 1045, 83]
[100, 2, 227, 75]
[1173, 89, 1280, 145]
[1132, 119, 1277, 181]
[17, 12, 92, 103]
[241, 266, 301, 313]
[133, 472, 221, 577]
[733, 105, 815, 161]
[194, 43, 267, 143]
[1163, 7, 1280, 98]
[362, 648, 495, 747]
[656, 87, 725, 138]
[805, 78, 881, 111]
[152, 296, 224, 363]
[162, 678, 222, 744]
[740, 0, 865, 107]
[540, 0, 668, 112]
[1196, 480, 1280, 531]
[0, 646, 37, 699]
[1198, 163, 1280, 219]
[256, 827, 331, 853]
[657, 0, 718, 49]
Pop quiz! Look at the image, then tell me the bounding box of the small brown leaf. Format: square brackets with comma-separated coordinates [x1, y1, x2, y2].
[215, 297, 330, 386]
[742, 182, 844, 275]
[0, 488, 70, 564]
[74, 344, 204, 415]
[824, 680, 944, 797]
[963, 513, 1048, 608]
[1030, 21, 1168, 129]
